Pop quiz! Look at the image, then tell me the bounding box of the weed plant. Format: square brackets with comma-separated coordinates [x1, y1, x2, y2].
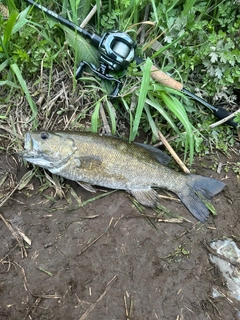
[0, 0, 239, 163]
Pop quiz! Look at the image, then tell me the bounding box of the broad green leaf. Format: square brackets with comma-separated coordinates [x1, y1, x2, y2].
[64, 28, 99, 66]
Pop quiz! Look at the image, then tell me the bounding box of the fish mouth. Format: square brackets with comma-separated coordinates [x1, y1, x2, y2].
[19, 132, 40, 159]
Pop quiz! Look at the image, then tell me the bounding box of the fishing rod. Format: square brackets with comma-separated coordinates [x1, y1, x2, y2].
[25, 0, 238, 127]
[25, 0, 136, 97]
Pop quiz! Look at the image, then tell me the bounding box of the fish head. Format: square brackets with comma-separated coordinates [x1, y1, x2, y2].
[20, 131, 77, 169]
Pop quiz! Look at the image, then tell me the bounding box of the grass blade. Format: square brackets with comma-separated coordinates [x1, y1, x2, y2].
[3, 10, 18, 52]
[91, 100, 101, 132]
[182, 0, 197, 15]
[144, 104, 159, 137]
[10, 63, 38, 122]
[161, 92, 194, 163]
[151, 33, 186, 60]
[105, 99, 116, 134]
[130, 57, 152, 141]
[0, 80, 20, 88]
[146, 93, 180, 134]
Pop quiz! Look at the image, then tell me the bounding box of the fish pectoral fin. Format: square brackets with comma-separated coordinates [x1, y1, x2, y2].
[129, 188, 158, 207]
[77, 181, 96, 193]
[74, 156, 102, 170]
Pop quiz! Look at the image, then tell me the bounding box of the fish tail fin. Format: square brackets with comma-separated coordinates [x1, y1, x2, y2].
[178, 174, 225, 223]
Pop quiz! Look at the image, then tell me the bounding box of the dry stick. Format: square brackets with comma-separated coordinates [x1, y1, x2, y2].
[77, 217, 113, 256]
[140, 4, 150, 44]
[202, 240, 240, 269]
[0, 124, 23, 140]
[14, 261, 29, 291]
[158, 194, 180, 202]
[210, 108, 240, 128]
[0, 213, 27, 258]
[157, 130, 190, 174]
[0, 244, 18, 263]
[212, 286, 240, 313]
[79, 275, 118, 320]
[80, 3, 99, 28]
[23, 297, 42, 320]
[100, 103, 111, 134]
[0, 179, 24, 208]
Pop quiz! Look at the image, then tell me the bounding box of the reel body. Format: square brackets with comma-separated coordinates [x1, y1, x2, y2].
[76, 31, 136, 97]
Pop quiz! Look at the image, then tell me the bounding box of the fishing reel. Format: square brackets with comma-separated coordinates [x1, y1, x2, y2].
[76, 31, 136, 97]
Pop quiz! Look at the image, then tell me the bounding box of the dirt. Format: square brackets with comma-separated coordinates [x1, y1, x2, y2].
[0, 148, 240, 320]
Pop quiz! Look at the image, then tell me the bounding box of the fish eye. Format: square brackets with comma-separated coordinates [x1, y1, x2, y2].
[40, 132, 49, 140]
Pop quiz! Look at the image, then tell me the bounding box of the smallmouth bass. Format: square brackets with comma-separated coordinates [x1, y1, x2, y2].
[20, 131, 225, 222]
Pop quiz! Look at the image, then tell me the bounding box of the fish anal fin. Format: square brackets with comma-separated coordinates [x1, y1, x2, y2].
[129, 188, 158, 207]
[77, 181, 96, 193]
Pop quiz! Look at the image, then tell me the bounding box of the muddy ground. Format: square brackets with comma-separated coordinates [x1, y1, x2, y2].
[0, 146, 240, 320]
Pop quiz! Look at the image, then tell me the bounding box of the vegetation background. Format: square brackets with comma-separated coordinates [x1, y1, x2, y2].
[0, 0, 239, 165]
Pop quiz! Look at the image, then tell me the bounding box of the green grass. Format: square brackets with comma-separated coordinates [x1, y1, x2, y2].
[1, 5, 37, 121]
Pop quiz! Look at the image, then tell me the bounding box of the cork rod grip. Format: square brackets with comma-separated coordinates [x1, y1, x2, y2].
[150, 65, 183, 91]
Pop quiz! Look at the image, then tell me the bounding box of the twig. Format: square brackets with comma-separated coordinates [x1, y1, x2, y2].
[0, 213, 27, 258]
[79, 275, 118, 320]
[0, 125, 23, 140]
[0, 244, 18, 263]
[80, 3, 100, 28]
[77, 218, 113, 256]
[23, 297, 42, 320]
[157, 218, 184, 223]
[158, 194, 180, 202]
[209, 108, 240, 128]
[100, 103, 111, 134]
[124, 291, 133, 320]
[212, 286, 240, 313]
[14, 261, 28, 291]
[202, 240, 240, 269]
[157, 130, 190, 173]
[140, 4, 150, 44]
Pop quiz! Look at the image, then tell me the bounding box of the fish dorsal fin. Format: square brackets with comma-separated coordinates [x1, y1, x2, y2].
[135, 142, 171, 165]
[129, 188, 159, 207]
[77, 181, 96, 193]
[74, 156, 102, 170]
